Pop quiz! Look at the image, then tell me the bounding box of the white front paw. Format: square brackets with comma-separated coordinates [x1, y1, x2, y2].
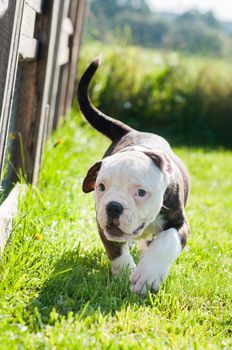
[111, 254, 136, 277]
[130, 228, 182, 295]
[110, 244, 136, 277]
[130, 256, 168, 295]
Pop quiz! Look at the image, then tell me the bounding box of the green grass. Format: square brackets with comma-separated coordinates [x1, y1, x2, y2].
[0, 112, 231, 349]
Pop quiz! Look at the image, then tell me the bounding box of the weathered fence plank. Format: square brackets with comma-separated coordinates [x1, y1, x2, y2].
[0, 0, 24, 182]
[19, 1, 38, 60]
[1, 0, 87, 187]
[26, 0, 42, 13]
[45, 0, 69, 136]
[32, 1, 62, 185]
[11, 1, 54, 185]
[0, 184, 27, 254]
[54, 0, 87, 129]
[0, 0, 87, 252]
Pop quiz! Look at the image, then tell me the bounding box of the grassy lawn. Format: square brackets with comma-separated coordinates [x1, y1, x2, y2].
[0, 112, 231, 349]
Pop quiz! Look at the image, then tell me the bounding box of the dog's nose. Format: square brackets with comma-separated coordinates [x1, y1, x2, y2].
[106, 201, 123, 218]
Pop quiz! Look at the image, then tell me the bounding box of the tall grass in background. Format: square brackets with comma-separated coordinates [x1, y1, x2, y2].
[78, 42, 232, 147]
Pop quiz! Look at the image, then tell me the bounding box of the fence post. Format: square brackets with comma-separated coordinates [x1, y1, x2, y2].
[0, 0, 24, 183]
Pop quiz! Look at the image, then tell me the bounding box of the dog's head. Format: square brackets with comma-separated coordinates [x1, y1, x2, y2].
[83, 150, 172, 242]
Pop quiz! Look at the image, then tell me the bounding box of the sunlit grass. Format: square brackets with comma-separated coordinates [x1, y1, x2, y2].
[0, 113, 231, 349]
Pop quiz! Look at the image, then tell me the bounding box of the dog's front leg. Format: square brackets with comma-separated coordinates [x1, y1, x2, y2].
[110, 243, 136, 276]
[98, 225, 136, 276]
[130, 228, 183, 295]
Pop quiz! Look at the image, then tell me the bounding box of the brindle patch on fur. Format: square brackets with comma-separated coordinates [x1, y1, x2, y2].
[160, 183, 190, 247]
[97, 222, 124, 260]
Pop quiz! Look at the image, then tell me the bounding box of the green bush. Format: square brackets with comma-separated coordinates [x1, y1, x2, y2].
[78, 44, 232, 147]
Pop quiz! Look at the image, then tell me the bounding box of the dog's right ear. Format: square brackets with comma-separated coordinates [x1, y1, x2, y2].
[82, 161, 102, 193]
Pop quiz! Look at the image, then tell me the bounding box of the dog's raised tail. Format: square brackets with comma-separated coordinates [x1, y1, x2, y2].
[77, 55, 132, 142]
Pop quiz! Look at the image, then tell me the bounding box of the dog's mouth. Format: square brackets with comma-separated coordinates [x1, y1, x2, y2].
[106, 222, 125, 237]
[132, 222, 145, 235]
[104, 222, 145, 242]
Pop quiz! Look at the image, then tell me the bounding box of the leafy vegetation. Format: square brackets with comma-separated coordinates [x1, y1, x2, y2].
[87, 0, 232, 57]
[78, 43, 232, 148]
[0, 114, 231, 349]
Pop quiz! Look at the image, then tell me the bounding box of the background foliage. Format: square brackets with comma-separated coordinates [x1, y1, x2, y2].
[88, 0, 232, 57]
[80, 1, 232, 148]
[79, 43, 232, 147]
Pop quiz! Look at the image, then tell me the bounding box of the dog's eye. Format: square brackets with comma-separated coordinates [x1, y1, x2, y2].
[99, 183, 105, 192]
[137, 189, 147, 197]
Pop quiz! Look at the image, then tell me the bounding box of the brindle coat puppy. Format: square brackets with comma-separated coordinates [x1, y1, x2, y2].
[77, 56, 190, 295]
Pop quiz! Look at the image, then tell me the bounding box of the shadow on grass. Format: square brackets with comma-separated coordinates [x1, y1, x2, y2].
[26, 245, 144, 327]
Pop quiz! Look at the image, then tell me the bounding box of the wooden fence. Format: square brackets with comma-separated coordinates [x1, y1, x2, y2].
[0, 0, 87, 251]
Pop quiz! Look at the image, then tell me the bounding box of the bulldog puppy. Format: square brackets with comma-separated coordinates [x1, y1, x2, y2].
[77, 56, 190, 295]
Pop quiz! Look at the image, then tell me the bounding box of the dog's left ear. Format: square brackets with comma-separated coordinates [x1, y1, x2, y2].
[82, 160, 102, 193]
[143, 151, 172, 184]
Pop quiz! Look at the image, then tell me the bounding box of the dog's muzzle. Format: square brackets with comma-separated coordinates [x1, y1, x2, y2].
[106, 201, 123, 219]
[104, 201, 146, 241]
[105, 201, 124, 238]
